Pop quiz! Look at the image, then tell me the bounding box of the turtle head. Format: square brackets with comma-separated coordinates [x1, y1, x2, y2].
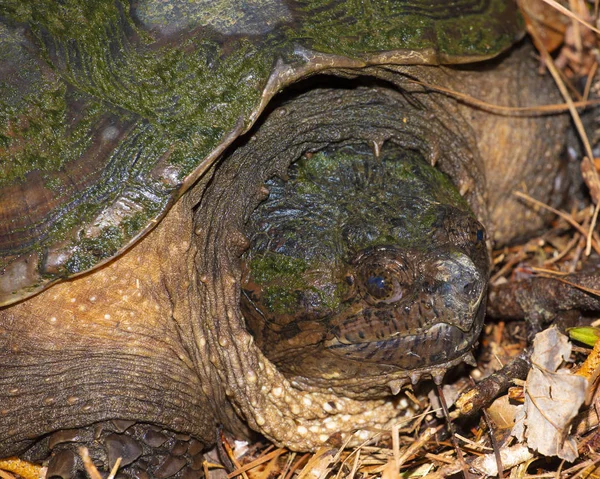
[241, 142, 489, 396]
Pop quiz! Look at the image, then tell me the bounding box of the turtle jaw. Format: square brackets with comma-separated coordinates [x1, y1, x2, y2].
[241, 232, 488, 396]
[272, 280, 486, 399]
[323, 245, 487, 372]
[322, 307, 486, 386]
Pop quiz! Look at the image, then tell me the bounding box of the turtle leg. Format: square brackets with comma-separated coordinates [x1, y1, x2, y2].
[21, 421, 207, 479]
[487, 269, 600, 335]
[0, 197, 227, 474]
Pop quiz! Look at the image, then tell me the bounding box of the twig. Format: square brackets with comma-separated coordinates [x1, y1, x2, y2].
[480, 406, 504, 479]
[78, 447, 103, 479]
[583, 61, 598, 102]
[541, 0, 600, 35]
[227, 448, 286, 478]
[544, 233, 581, 265]
[404, 77, 600, 116]
[436, 384, 473, 479]
[284, 454, 310, 479]
[535, 274, 600, 296]
[107, 458, 122, 479]
[586, 202, 600, 256]
[347, 450, 361, 479]
[514, 191, 600, 255]
[531, 267, 571, 275]
[523, 11, 600, 255]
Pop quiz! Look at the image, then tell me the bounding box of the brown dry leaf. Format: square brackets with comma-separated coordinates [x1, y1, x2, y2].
[511, 327, 587, 461]
[227, 448, 285, 478]
[520, 0, 570, 52]
[575, 333, 600, 384]
[295, 448, 337, 479]
[0, 458, 42, 479]
[582, 157, 600, 204]
[530, 0, 598, 76]
[470, 444, 534, 476]
[380, 460, 400, 479]
[487, 395, 520, 430]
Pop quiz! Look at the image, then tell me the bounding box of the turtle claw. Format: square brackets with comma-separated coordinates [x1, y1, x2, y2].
[105, 434, 143, 468]
[46, 450, 80, 479]
[28, 422, 207, 479]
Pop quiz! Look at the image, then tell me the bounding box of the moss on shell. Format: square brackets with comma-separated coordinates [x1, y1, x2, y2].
[0, 0, 520, 298]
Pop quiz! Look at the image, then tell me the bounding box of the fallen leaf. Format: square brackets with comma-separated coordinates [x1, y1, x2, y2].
[296, 448, 336, 479]
[470, 444, 534, 476]
[519, 0, 569, 53]
[581, 157, 600, 205]
[488, 395, 520, 430]
[569, 325, 600, 347]
[511, 327, 587, 462]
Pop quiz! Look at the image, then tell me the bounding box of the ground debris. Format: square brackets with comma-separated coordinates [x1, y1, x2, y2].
[511, 327, 587, 462]
[188, 2, 600, 477]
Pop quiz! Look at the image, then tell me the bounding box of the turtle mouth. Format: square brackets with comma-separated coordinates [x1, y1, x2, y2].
[323, 314, 484, 371]
[259, 245, 488, 386]
[319, 244, 487, 368]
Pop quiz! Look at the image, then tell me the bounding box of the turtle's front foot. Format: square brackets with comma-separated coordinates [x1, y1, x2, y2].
[487, 269, 600, 338]
[22, 422, 206, 479]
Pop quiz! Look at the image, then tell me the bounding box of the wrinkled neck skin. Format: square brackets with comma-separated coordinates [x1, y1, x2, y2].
[192, 67, 492, 450]
[193, 45, 568, 449]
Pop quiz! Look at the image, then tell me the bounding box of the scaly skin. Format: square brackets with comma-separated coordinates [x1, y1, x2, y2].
[0, 0, 521, 306]
[0, 46, 568, 479]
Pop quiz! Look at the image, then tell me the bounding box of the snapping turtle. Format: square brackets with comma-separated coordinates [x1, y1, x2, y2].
[0, 0, 572, 476]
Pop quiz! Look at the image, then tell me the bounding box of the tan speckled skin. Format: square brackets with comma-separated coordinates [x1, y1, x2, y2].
[0, 45, 569, 454]
[0, 194, 217, 454]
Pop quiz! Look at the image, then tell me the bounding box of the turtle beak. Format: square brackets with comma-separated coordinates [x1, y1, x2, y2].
[431, 252, 486, 333]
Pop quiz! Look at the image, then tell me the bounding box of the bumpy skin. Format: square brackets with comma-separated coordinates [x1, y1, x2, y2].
[0, 46, 568, 460]
[0, 0, 569, 470]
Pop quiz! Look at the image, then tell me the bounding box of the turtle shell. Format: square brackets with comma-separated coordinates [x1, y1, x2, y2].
[0, 0, 522, 306]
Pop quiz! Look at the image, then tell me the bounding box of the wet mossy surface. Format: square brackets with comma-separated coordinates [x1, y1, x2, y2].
[0, 0, 520, 299]
[244, 144, 475, 316]
[0, 0, 520, 186]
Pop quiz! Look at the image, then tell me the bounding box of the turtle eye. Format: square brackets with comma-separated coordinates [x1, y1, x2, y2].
[365, 273, 388, 298]
[363, 269, 404, 303]
[476, 229, 485, 242]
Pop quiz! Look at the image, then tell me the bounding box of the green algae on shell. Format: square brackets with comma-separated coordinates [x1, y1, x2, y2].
[0, 0, 521, 305]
